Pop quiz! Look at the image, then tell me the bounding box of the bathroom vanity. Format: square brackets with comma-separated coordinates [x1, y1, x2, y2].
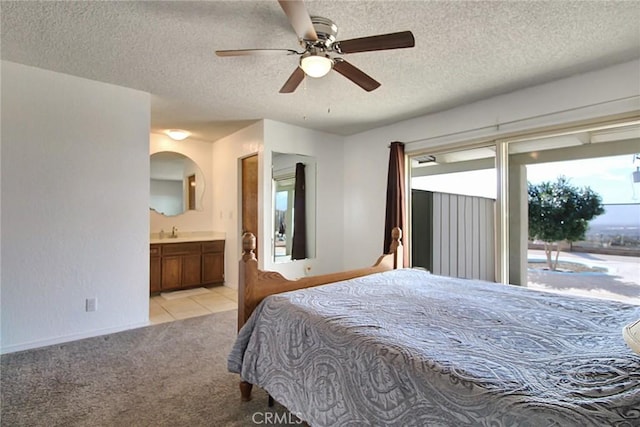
[150, 236, 225, 294]
[149, 149, 225, 294]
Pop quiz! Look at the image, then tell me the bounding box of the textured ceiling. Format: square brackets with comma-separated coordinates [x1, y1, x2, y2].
[2, 1, 639, 142]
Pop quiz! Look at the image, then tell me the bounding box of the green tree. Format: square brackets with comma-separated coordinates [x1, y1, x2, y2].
[528, 176, 604, 271]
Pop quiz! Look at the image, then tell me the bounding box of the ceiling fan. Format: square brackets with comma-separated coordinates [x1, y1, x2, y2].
[215, 0, 415, 93]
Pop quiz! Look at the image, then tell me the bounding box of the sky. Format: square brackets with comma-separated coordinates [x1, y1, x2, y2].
[527, 154, 640, 205]
[412, 154, 640, 204]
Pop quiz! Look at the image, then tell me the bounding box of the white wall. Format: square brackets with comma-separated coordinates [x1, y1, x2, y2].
[343, 136, 392, 270]
[150, 133, 215, 233]
[211, 121, 264, 289]
[1, 61, 151, 353]
[343, 59, 640, 270]
[263, 120, 345, 279]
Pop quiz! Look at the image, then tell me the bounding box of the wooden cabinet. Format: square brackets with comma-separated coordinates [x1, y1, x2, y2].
[182, 254, 202, 287]
[150, 240, 225, 294]
[150, 245, 162, 293]
[202, 241, 225, 284]
[161, 243, 202, 291]
[161, 256, 183, 291]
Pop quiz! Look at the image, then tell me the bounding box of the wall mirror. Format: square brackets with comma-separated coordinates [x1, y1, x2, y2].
[150, 151, 205, 216]
[272, 152, 316, 263]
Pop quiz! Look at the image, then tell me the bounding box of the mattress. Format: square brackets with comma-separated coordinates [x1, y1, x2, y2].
[229, 268, 640, 426]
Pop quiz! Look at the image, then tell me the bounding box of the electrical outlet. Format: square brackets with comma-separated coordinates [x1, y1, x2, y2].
[86, 297, 97, 312]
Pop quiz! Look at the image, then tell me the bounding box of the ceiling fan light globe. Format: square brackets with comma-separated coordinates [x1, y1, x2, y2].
[300, 55, 333, 78]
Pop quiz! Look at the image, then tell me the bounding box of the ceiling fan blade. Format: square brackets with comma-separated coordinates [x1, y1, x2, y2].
[278, 0, 318, 41]
[333, 60, 380, 92]
[336, 31, 415, 54]
[280, 67, 305, 93]
[216, 49, 299, 57]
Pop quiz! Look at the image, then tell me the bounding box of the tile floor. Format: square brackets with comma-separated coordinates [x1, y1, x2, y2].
[149, 285, 237, 324]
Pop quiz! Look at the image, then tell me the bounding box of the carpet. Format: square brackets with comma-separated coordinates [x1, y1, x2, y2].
[1, 310, 298, 426]
[160, 287, 211, 300]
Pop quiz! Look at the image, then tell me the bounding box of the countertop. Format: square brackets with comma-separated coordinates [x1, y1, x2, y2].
[150, 231, 225, 245]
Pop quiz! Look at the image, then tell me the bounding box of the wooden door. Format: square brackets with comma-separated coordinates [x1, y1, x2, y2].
[241, 155, 259, 259]
[187, 174, 196, 210]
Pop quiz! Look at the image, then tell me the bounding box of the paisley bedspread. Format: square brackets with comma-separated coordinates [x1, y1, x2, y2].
[228, 268, 640, 426]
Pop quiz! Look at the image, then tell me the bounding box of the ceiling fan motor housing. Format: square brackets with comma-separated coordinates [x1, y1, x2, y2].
[308, 16, 338, 49]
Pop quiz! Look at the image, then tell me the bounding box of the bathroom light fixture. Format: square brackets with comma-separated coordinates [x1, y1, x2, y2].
[300, 54, 333, 78]
[165, 129, 190, 141]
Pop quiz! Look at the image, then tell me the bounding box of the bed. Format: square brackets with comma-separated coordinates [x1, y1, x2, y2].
[228, 229, 640, 426]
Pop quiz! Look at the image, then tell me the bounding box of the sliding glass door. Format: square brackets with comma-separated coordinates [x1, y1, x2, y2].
[410, 145, 499, 282]
[409, 121, 640, 294]
[505, 123, 640, 300]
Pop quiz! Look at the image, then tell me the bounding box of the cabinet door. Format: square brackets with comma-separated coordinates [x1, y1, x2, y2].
[202, 252, 224, 284]
[182, 254, 202, 287]
[150, 256, 161, 293]
[150, 245, 162, 293]
[161, 256, 182, 291]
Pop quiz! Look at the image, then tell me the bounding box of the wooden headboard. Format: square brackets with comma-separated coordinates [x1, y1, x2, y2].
[237, 227, 403, 330]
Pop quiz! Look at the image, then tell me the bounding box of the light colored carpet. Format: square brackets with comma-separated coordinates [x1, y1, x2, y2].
[160, 287, 211, 300]
[1, 310, 298, 426]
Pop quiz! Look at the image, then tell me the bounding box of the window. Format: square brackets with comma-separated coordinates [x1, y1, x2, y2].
[409, 120, 640, 303]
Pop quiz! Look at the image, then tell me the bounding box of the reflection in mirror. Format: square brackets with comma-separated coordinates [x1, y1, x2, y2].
[150, 151, 205, 216]
[274, 176, 295, 260]
[272, 152, 316, 263]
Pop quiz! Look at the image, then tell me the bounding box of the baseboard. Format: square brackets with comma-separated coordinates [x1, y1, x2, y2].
[0, 321, 150, 355]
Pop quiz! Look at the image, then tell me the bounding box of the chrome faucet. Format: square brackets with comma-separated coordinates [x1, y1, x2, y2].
[170, 226, 178, 238]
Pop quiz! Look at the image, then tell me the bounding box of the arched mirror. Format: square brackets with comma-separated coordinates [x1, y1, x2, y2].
[150, 151, 205, 216]
[272, 152, 316, 263]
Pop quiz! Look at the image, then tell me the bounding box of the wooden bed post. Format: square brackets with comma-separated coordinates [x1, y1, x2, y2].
[390, 227, 403, 269]
[239, 381, 253, 402]
[239, 232, 257, 402]
[238, 232, 258, 333]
